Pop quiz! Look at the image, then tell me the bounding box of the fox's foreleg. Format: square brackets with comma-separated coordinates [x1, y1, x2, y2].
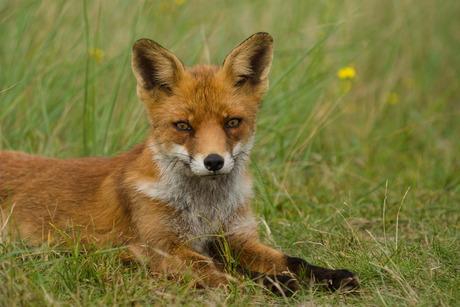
[128, 243, 230, 288]
[223, 219, 359, 294]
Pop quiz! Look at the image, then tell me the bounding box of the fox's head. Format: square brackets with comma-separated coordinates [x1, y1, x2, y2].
[132, 33, 273, 178]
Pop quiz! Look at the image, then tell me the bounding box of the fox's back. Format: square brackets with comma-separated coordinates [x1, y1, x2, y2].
[1, 150, 113, 204]
[0, 146, 148, 242]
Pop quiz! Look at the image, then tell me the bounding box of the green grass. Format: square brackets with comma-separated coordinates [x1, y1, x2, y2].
[1, 0, 459, 305]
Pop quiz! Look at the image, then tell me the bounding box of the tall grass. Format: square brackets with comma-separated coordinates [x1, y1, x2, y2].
[1, 0, 459, 305]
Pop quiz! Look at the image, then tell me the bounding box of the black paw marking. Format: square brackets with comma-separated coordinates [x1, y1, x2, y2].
[285, 256, 360, 293]
[320, 269, 360, 292]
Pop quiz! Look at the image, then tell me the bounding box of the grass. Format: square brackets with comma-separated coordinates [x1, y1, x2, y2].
[1, 0, 459, 305]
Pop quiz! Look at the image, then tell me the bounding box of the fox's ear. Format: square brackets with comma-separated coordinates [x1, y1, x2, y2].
[132, 39, 185, 95]
[222, 33, 274, 93]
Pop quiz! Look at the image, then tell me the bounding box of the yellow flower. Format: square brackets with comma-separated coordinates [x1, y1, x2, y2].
[88, 48, 104, 63]
[387, 92, 399, 105]
[337, 66, 356, 80]
[174, 0, 185, 4]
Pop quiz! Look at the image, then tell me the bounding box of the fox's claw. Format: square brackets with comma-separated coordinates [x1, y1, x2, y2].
[321, 269, 360, 293]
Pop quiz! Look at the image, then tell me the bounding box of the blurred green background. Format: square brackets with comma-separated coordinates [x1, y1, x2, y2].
[1, 0, 459, 305]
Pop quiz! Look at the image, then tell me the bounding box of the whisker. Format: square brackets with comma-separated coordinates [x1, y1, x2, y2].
[147, 143, 194, 162]
[233, 151, 250, 161]
[174, 152, 195, 162]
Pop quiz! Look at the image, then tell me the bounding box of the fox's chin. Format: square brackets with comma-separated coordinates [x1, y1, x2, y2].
[188, 168, 233, 179]
[200, 173, 228, 180]
[188, 163, 234, 178]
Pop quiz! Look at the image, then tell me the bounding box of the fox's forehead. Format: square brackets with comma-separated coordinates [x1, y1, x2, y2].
[185, 64, 229, 98]
[169, 65, 248, 119]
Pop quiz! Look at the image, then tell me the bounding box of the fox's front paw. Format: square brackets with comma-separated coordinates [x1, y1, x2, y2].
[263, 275, 299, 297]
[286, 256, 360, 293]
[318, 269, 359, 292]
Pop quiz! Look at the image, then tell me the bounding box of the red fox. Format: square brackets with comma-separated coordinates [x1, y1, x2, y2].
[0, 33, 358, 295]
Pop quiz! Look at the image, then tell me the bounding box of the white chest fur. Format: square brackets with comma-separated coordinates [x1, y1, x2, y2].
[135, 158, 252, 255]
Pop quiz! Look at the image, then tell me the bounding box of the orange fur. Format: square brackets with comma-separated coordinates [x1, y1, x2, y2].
[0, 33, 358, 294]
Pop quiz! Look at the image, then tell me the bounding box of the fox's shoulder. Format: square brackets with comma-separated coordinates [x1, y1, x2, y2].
[0, 143, 148, 182]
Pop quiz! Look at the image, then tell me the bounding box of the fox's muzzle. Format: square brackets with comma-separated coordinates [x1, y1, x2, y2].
[203, 154, 225, 172]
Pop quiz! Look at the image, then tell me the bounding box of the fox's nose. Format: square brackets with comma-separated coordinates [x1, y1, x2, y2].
[203, 154, 224, 172]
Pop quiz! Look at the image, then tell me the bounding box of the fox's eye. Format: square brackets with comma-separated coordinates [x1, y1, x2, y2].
[226, 118, 241, 128]
[174, 122, 192, 131]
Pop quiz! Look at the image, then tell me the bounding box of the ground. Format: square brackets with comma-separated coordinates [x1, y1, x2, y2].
[1, 0, 459, 305]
